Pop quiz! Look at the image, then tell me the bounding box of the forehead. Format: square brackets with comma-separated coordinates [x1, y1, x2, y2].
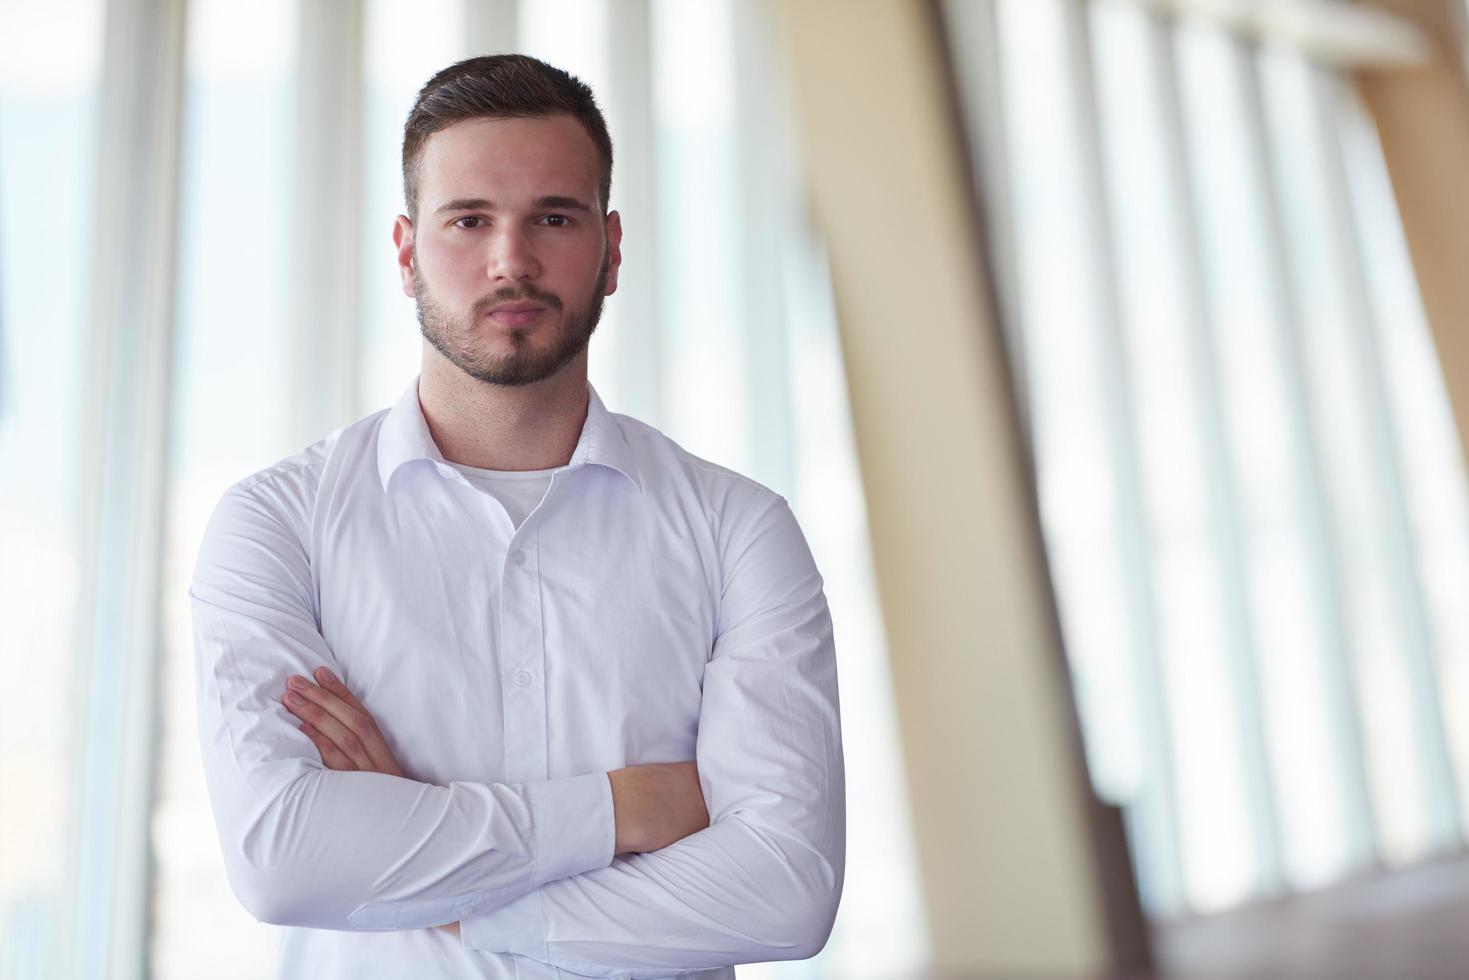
[416, 113, 601, 209]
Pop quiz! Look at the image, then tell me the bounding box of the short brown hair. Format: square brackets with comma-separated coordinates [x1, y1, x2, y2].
[401, 54, 613, 219]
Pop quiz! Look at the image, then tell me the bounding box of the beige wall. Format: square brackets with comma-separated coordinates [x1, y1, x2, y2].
[775, 1, 1137, 975]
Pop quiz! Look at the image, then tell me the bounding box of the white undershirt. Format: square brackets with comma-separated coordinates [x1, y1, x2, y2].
[445, 460, 556, 529]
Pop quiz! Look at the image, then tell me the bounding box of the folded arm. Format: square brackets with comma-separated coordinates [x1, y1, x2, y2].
[193, 482, 619, 931]
[460, 497, 847, 974]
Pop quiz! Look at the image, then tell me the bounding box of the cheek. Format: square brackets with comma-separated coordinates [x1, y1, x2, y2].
[417, 247, 482, 296]
[553, 243, 610, 289]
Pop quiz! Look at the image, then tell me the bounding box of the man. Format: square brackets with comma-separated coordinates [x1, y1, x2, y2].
[192, 54, 845, 978]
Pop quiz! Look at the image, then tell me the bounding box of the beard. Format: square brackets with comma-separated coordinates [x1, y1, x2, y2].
[415, 248, 609, 388]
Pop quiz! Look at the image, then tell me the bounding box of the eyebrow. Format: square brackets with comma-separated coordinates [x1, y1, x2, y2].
[434, 195, 595, 216]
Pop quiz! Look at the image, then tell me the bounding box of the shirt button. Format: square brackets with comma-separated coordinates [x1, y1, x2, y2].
[512, 669, 532, 687]
[511, 550, 527, 567]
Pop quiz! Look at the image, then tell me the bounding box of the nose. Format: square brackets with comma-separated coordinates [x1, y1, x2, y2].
[486, 226, 539, 283]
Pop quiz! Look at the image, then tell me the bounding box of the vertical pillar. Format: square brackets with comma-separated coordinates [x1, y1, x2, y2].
[65, 0, 187, 976]
[603, 0, 664, 427]
[290, 0, 364, 434]
[775, 0, 1140, 975]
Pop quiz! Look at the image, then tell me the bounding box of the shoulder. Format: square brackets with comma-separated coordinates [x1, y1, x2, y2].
[613, 411, 785, 515]
[234, 408, 386, 501]
[609, 411, 801, 564]
[614, 417, 828, 634]
[198, 409, 389, 561]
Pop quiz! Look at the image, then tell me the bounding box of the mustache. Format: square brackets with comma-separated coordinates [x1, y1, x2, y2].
[471, 284, 564, 317]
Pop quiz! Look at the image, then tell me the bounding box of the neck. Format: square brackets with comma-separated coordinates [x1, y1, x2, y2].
[416, 342, 591, 471]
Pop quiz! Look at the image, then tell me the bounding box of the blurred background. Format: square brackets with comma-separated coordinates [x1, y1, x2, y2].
[4, 0, 1469, 977]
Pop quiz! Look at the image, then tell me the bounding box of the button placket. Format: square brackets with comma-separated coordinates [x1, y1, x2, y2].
[498, 529, 549, 782]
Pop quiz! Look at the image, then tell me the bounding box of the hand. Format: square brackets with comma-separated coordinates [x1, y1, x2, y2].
[283, 669, 455, 937]
[281, 667, 405, 777]
[608, 761, 710, 854]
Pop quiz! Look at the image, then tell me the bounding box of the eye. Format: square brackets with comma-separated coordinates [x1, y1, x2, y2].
[540, 214, 571, 228]
[453, 215, 486, 229]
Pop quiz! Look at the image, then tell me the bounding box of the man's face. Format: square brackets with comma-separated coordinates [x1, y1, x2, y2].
[394, 113, 621, 387]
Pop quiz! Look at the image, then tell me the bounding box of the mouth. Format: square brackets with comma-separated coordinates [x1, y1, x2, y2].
[486, 302, 547, 327]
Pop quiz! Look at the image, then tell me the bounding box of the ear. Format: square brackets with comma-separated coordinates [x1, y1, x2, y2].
[393, 215, 416, 298]
[603, 210, 623, 297]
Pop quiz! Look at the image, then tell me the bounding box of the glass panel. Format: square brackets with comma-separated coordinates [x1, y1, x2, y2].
[650, 0, 750, 470]
[360, 0, 466, 412]
[982, 0, 1198, 918]
[152, 2, 298, 976]
[1090, 2, 1258, 912]
[1338, 85, 1469, 845]
[992, 0, 1145, 811]
[1259, 46, 1437, 867]
[1172, 20, 1356, 891]
[0, 1, 103, 975]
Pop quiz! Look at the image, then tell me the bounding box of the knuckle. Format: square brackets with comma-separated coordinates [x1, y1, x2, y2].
[340, 733, 363, 755]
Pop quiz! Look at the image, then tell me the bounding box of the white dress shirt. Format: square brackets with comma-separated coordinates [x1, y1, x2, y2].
[191, 379, 845, 979]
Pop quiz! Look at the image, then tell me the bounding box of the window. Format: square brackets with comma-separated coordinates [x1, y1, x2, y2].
[945, 0, 1469, 918]
[153, 3, 299, 975]
[0, 1, 104, 975]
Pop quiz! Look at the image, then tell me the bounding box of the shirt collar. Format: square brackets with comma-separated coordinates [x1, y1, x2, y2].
[376, 377, 644, 494]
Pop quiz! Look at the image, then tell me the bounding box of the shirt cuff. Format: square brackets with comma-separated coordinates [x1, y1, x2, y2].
[462, 887, 546, 959]
[461, 773, 612, 959]
[526, 770, 616, 886]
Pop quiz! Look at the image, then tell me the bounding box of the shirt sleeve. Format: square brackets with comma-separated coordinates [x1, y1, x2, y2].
[192, 479, 616, 931]
[460, 496, 846, 974]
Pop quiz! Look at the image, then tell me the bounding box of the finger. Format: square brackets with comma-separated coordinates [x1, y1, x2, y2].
[283, 688, 375, 771]
[287, 679, 400, 776]
[289, 676, 362, 732]
[299, 722, 357, 771]
[310, 675, 403, 777]
[313, 666, 369, 716]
